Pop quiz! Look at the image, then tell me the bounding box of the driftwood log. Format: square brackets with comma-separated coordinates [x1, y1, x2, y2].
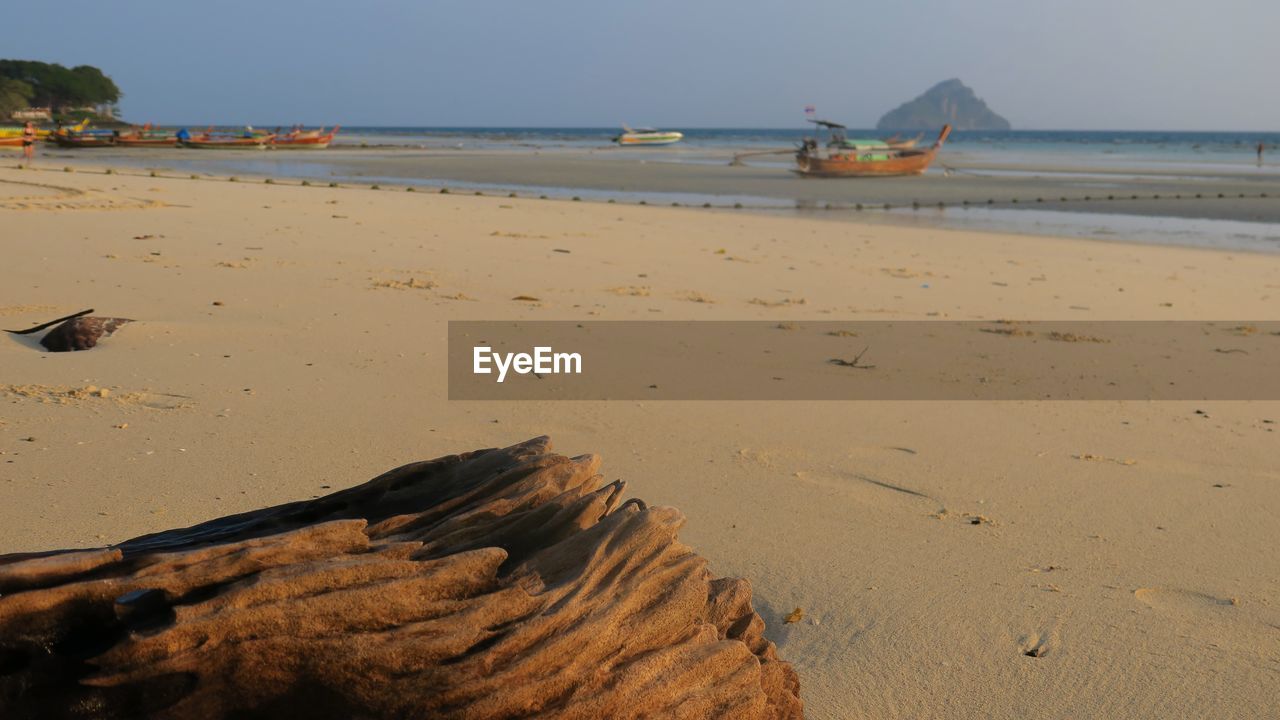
[0, 437, 802, 719]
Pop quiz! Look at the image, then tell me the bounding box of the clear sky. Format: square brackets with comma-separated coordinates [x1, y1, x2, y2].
[7, 0, 1277, 130]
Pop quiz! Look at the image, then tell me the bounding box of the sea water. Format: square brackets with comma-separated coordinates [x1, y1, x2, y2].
[65, 126, 1280, 253]
[330, 127, 1280, 170]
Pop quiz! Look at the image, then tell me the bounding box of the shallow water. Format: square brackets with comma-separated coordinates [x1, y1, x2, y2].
[866, 206, 1280, 253]
[45, 129, 1280, 254]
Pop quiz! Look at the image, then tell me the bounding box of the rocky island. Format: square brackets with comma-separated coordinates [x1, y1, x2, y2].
[877, 78, 1011, 131]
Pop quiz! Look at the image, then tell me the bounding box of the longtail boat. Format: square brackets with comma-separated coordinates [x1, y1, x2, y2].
[0, 136, 25, 148]
[117, 135, 177, 147]
[794, 121, 951, 177]
[271, 126, 340, 149]
[50, 131, 117, 148]
[117, 123, 178, 147]
[614, 126, 684, 146]
[181, 133, 274, 149]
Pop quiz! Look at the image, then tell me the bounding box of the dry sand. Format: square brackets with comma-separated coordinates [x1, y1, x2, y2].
[2, 164, 1278, 718]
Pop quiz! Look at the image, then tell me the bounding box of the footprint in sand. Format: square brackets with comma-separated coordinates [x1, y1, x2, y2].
[676, 291, 716, 304]
[1134, 587, 1238, 613]
[0, 384, 192, 410]
[605, 286, 651, 297]
[0, 178, 161, 211]
[0, 304, 61, 317]
[1019, 631, 1054, 658]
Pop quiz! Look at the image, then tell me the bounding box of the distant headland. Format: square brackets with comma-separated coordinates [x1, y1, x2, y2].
[878, 79, 1011, 131]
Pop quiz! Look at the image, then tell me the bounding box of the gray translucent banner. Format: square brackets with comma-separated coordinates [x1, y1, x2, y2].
[448, 321, 1280, 400]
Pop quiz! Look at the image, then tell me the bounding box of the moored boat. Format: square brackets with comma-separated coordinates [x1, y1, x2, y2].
[117, 123, 178, 147]
[117, 135, 178, 147]
[271, 126, 340, 149]
[795, 121, 951, 177]
[0, 136, 25, 148]
[615, 126, 683, 146]
[47, 120, 117, 147]
[50, 131, 117, 148]
[181, 132, 274, 149]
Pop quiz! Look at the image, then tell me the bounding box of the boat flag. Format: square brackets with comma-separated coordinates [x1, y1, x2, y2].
[804, 105, 816, 116]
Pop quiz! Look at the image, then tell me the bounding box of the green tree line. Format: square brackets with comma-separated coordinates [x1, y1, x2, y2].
[0, 60, 121, 116]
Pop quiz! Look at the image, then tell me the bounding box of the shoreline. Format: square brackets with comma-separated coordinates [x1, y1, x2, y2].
[10, 155, 1280, 255]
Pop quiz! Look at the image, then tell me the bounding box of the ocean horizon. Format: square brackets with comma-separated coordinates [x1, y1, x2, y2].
[133, 126, 1280, 145]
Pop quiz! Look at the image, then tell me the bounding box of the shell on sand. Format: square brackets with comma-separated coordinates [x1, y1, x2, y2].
[39, 316, 132, 352]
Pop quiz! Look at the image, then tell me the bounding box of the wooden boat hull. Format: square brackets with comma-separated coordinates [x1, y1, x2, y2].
[795, 125, 950, 178]
[51, 135, 117, 148]
[181, 138, 272, 149]
[117, 136, 177, 147]
[795, 152, 933, 177]
[0, 136, 25, 148]
[271, 140, 331, 149]
[271, 136, 333, 149]
[271, 126, 339, 150]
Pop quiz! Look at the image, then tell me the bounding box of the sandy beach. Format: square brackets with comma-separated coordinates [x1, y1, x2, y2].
[3, 160, 1278, 717]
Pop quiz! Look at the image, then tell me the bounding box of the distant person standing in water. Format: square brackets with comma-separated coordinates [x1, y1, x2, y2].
[21, 121, 37, 166]
[1258, 142, 1265, 166]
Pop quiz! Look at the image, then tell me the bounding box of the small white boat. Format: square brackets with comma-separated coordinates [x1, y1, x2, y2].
[615, 126, 683, 146]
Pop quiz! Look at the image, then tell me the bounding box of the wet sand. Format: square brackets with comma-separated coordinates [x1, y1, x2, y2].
[34, 144, 1280, 227]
